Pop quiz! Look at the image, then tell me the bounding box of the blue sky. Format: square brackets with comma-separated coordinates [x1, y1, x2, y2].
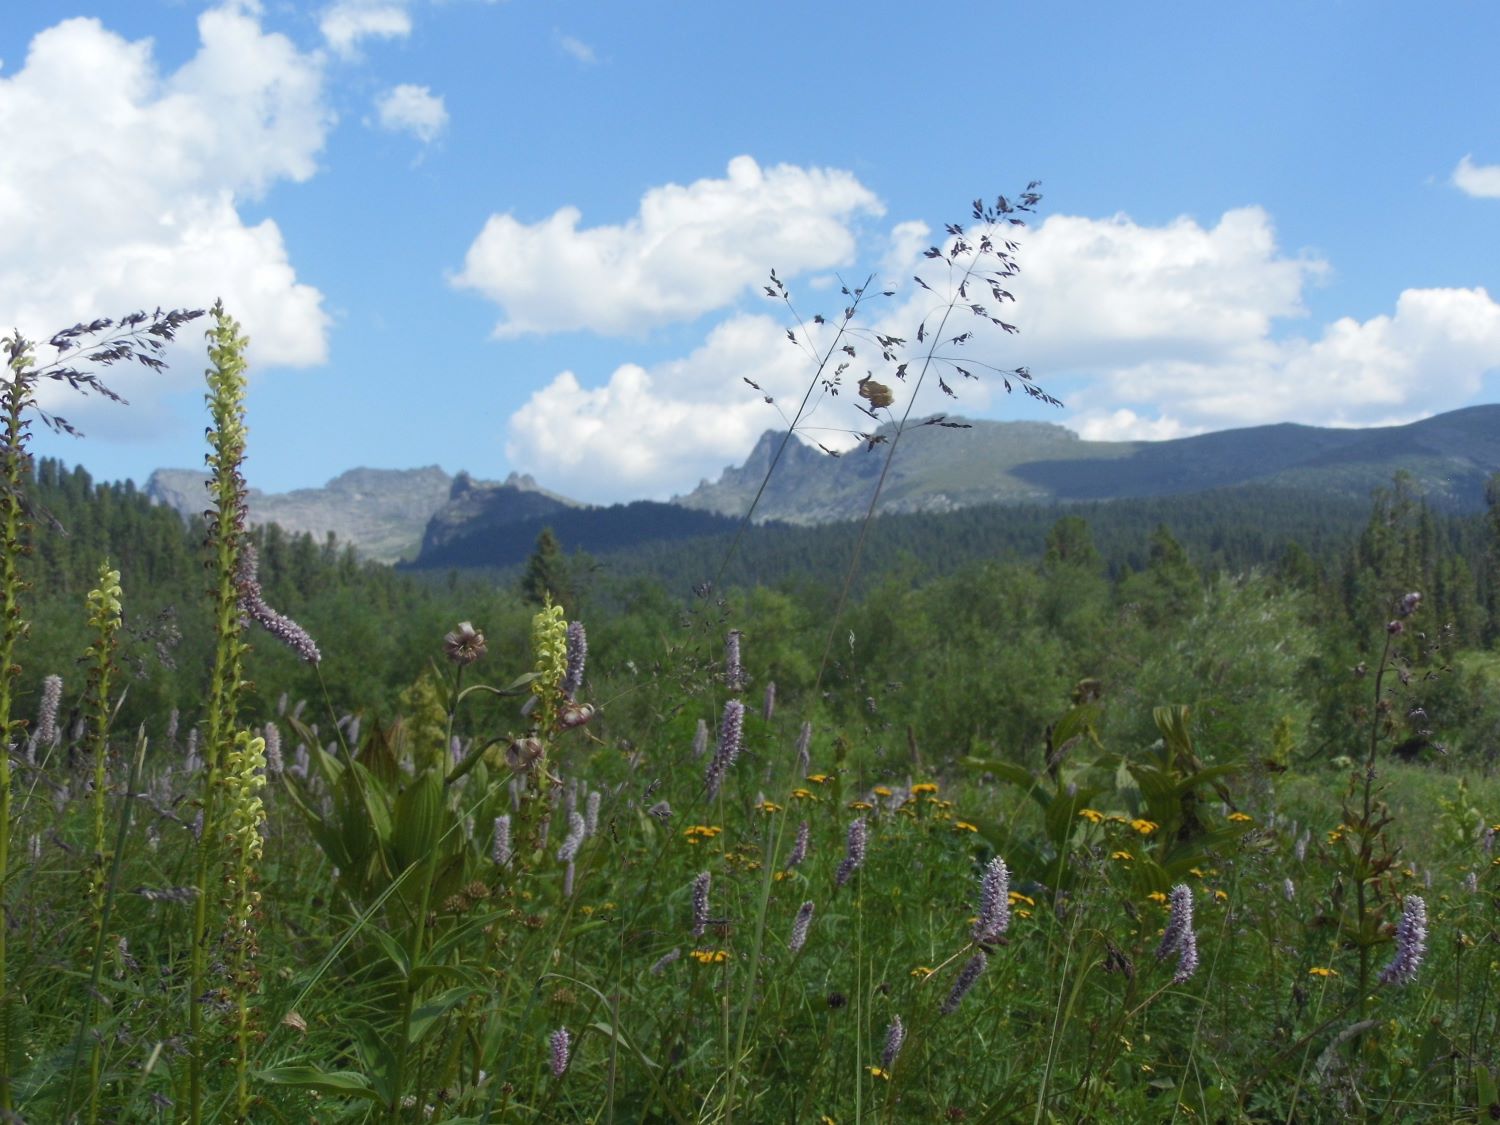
[5, 0, 1499, 503]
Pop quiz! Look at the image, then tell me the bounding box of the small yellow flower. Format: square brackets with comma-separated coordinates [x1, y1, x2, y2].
[1015, 909, 1032, 919]
[690, 949, 731, 964]
[683, 825, 723, 844]
[1228, 811, 1253, 823]
[910, 966, 934, 980]
[756, 800, 783, 814]
[807, 773, 832, 784]
[1111, 850, 1133, 862]
[1212, 889, 1228, 903]
[910, 782, 939, 796]
[954, 821, 979, 833]
[791, 788, 815, 800]
[1308, 966, 1338, 978]
[1078, 808, 1106, 824]
[873, 786, 893, 798]
[866, 1066, 890, 1081]
[1008, 890, 1035, 907]
[1129, 818, 1159, 836]
[1188, 867, 1207, 878]
[848, 800, 874, 811]
[1147, 891, 1168, 905]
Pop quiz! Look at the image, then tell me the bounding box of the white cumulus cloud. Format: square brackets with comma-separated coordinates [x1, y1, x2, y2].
[1454, 154, 1500, 199]
[454, 155, 884, 337]
[0, 6, 332, 430]
[320, 1, 412, 58]
[375, 83, 448, 143]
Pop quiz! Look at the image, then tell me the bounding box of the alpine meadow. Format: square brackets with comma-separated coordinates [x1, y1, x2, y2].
[4, 3, 1500, 1122]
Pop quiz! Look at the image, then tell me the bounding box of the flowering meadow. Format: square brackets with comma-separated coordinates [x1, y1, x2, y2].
[5, 215, 1500, 1123]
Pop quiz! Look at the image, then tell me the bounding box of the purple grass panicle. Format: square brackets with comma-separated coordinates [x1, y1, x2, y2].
[725, 629, 744, 692]
[493, 815, 513, 868]
[705, 700, 745, 797]
[691, 871, 711, 937]
[549, 1026, 571, 1077]
[941, 951, 987, 1015]
[1156, 883, 1199, 984]
[1380, 894, 1428, 986]
[789, 900, 814, 953]
[835, 818, 867, 888]
[556, 811, 586, 863]
[786, 820, 810, 869]
[972, 855, 1011, 944]
[562, 621, 587, 699]
[236, 543, 321, 663]
[880, 1015, 906, 1071]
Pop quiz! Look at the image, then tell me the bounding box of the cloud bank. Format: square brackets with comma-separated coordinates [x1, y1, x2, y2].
[0, 5, 332, 427]
[454, 155, 884, 337]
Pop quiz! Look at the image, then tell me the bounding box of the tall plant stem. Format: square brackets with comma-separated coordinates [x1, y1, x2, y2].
[0, 340, 38, 1115]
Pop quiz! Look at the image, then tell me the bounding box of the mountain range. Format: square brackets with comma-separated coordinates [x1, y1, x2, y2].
[144, 405, 1500, 567]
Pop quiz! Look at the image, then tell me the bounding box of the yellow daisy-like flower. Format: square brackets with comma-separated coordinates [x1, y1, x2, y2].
[1188, 867, 1207, 878]
[1212, 889, 1228, 903]
[1008, 891, 1035, 907]
[867, 1066, 890, 1081]
[1015, 909, 1032, 919]
[1147, 891, 1168, 905]
[910, 966, 934, 980]
[790, 788, 815, 800]
[690, 949, 731, 964]
[953, 821, 979, 833]
[910, 782, 939, 796]
[1111, 850, 1133, 862]
[1129, 818, 1159, 836]
[1077, 808, 1106, 824]
[756, 800, 783, 814]
[1308, 966, 1338, 978]
[806, 773, 832, 784]
[683, 825, 723, 843]
[848, 800, 874, 811]
[873, 786, 893, 798]
[1227, 811, 1253, 823]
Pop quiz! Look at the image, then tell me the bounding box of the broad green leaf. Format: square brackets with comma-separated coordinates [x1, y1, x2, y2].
[256, 1066, 382, 1103]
